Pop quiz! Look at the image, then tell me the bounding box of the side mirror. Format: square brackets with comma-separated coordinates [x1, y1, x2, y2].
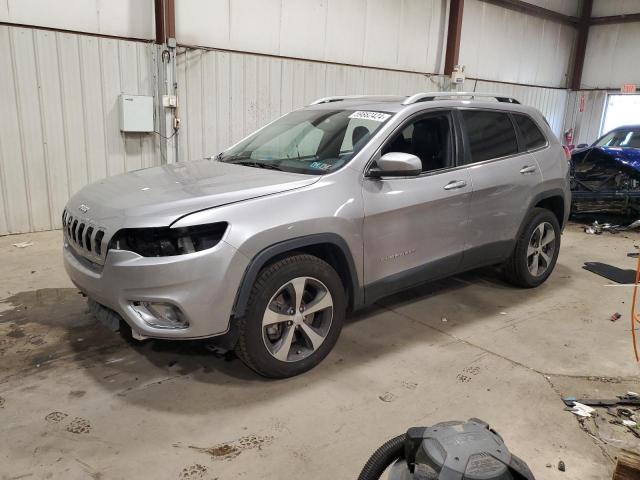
[367, 152, 422, 178]
[576, 143, 589, 149]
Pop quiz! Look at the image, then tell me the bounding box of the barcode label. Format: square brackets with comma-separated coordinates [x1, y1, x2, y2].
[348, 111, 391, 122]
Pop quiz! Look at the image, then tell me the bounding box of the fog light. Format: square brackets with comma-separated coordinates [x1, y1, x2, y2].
[131, 301, 189, 329]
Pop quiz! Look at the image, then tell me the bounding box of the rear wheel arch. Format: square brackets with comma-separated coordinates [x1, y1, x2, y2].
[534, 194, 565, 229]
[232, 234, 361, 319]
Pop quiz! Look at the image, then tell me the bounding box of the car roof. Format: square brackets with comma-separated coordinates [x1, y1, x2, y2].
[610, 125, 640, 131]
[304, 92, 541, 116]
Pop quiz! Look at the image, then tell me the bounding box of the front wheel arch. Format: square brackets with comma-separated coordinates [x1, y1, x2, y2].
[232, 234, 362, 319]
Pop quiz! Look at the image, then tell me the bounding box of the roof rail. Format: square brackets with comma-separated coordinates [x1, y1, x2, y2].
[310, 95, 400, 105]
[402, 92, 521, 105]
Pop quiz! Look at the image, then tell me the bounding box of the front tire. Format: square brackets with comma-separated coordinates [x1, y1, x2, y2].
[504, 208, 560, 288]
[235, 254, 346, 378]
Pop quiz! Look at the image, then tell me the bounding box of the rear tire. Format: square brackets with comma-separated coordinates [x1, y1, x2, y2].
[504, 208, 560, 288]
[235, 254, 346, 378]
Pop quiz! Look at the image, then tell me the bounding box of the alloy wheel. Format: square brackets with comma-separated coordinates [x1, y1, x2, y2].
[527, 221, 556, 277]
[262, 276, 334, 362]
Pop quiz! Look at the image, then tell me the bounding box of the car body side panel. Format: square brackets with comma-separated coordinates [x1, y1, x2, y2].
[464, 151, 543, 260]
[173, 172, 366, 292]
[361, 169, 472, 285]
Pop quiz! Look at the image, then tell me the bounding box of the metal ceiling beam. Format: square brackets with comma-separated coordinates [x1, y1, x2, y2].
[478, 0, 578, 26]
[569, 0, 593, 91]
[444, 0, 465, 76]
[590, 13, 640, 25]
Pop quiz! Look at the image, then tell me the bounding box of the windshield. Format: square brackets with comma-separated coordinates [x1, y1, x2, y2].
[594, 128, 640, 148]
[218, 109, 392, 174]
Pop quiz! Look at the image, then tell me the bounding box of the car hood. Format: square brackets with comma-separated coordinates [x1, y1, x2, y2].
[597, 146, 640, 170]
[572, 146, 640, 175]
[66, 160, 320, 230]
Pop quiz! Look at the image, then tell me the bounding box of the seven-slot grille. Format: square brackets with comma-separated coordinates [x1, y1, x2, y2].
[62, 209, 105, 259]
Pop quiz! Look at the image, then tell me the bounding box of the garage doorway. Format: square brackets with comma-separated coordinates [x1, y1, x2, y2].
[602, 93, 640, 134]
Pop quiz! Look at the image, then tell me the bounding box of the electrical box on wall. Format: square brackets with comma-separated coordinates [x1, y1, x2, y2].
[119, 94, 154, 133]
[451, 65, 466, 85]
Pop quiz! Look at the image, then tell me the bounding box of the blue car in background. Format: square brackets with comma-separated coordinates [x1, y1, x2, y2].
[571, 125, 640, 215]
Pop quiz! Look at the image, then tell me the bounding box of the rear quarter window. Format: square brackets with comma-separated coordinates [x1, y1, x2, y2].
[513, 114, 547, 150]
[460, 110, 518, 163]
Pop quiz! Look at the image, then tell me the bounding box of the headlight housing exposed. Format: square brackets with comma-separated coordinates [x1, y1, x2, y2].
[108, 222, 228, 257]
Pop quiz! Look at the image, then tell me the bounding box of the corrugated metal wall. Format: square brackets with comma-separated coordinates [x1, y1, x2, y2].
[563, 90, 608, 145]
[582, 22, 640, 89]
[0, 0, 155, 40]
[175, 47, 569, 163]
[592, 0, 639, 17]
[459, 0, 577, 87]
[0, 25, 159, 235]
[175, 0, 448, 74]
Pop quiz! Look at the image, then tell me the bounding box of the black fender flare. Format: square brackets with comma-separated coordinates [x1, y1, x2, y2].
[232, 233, 362, 319]
[520, 188, 567, 235]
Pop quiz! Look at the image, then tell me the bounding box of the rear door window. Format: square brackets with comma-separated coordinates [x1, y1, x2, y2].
[460, 110, 518, 164]
[513, 114, 547, 150]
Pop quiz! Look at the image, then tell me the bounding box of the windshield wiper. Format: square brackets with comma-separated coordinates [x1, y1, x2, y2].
[231, 160, 284, 171]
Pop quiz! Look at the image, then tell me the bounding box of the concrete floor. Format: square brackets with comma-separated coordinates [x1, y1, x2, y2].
[1, 223, 639, 480]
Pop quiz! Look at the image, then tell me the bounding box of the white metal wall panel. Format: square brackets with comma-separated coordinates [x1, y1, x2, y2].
[324, 0, 367, 65]
[0, 26, 159, 235]
[176, 0, 448, 74]
[563, 90, 608, 145]
[582, 23, 640, 89]
[459, 0, 576, 87]
[592, 0, 640, 17]
[0, 0, 155, 39]
[176, 47, 568, 163]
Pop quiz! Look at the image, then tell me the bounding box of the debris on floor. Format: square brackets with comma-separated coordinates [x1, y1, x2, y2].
[610, 312, 622, 322]
[584, 219, 640, 235]
[563, 393, 640, 408]
[558, 460, 566, 472]
[569, 402, 595, 418]
[563, 393, 640, 456]
[11, 241, 33, 248]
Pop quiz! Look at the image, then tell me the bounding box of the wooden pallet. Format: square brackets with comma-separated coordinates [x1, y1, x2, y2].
[613, 450, 640, 479]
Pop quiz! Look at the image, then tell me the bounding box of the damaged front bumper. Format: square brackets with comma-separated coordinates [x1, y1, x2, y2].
[63, 239, 249, 339]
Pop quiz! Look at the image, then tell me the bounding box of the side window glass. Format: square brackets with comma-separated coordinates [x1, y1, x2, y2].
[382, 114, 452, 173]
[461, 110, 518, 164]
[514, 114, 547, 150]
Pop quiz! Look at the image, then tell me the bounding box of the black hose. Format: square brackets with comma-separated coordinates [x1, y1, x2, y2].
[357, 433, 406, 480]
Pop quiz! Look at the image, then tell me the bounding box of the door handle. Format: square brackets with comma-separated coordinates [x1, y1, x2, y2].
[443, 180, 467, 190]
[520, 165, 537, 174]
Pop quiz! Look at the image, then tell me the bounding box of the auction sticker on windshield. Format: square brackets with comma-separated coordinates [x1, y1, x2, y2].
[349, 111, 391, 122]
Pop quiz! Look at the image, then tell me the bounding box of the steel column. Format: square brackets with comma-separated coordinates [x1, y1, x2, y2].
[444, 0, 464, 76]
[570, 0, 593, 91]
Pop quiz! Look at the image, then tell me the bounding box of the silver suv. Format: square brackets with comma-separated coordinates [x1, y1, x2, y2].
[63, 92, 570, 378]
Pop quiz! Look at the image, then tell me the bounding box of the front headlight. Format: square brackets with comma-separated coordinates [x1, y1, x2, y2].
[108, 222, 228, 257]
